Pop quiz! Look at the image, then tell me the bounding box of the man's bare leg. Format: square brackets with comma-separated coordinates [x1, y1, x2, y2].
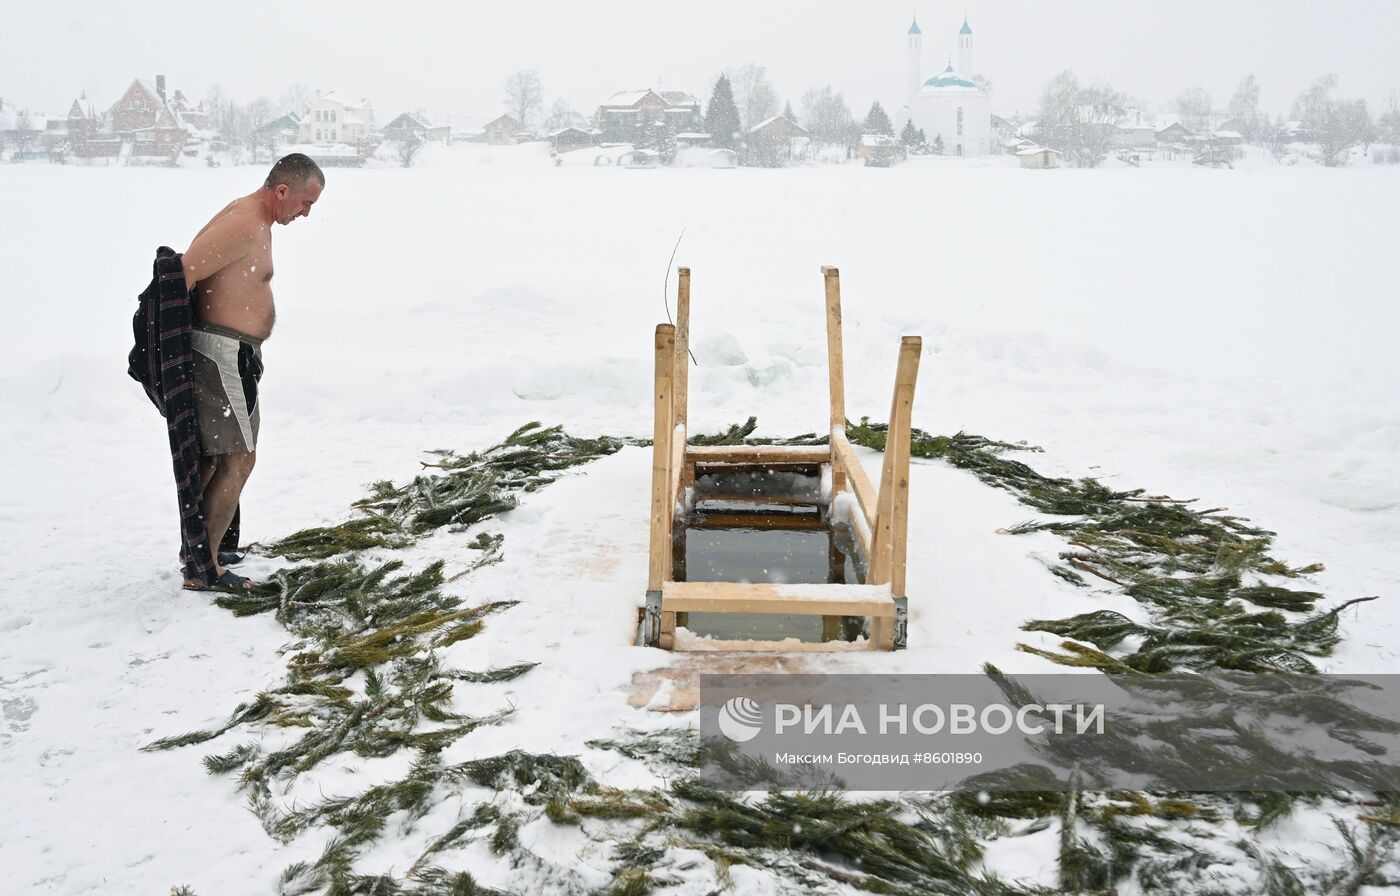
[201, 455, 219, 488]
[201, 451, 256, 585]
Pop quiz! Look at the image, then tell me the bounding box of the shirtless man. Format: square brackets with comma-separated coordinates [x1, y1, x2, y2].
[180, 153, 324, 589]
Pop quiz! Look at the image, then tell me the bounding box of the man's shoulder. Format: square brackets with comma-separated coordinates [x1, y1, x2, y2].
[215, 200, 266, 239]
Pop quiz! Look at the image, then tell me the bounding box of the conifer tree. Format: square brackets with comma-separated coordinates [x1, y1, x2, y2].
[782, 100, 795, 121]
[900, 118, 919, 147]
[932, 132, 945, 155]
[705, 75, 743, 150]
[863, 101, 894, 136]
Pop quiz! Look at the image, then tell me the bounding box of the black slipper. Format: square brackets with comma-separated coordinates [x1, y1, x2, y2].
[183, 569, 256, 592]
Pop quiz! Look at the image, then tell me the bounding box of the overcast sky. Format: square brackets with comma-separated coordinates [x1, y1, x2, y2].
[7, 1, 1398, 126]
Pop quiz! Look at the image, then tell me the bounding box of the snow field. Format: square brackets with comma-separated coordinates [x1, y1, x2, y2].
[1, 147, 1398, 891]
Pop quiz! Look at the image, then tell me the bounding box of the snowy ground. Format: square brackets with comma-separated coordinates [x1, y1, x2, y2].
[1, 145, 1398, 892]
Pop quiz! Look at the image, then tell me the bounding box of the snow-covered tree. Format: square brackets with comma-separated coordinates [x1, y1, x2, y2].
[13, 110, 33, 154]
[1259, 114, 1291, 161]
[1378, 93, 1400, 145]
[1034, 70, 1127, 168]
[800, 85, 854, 147]
[782, 100, 795, 121]
[1316, 99, 1374, 166]
[279, 84, 314, 117]
[932, 133, 944, 155]
[729, 63, 779, 131]
[1172, 87, 1213, 132]
[1291, 75, 1338, 130]
[862, 101, 893, 136]
[1293, 75, 1374, 166]
[542, 98, 582, 134]
[705, 74, 742, 150]
[639, 117, 678, 163]
[900, 119, 919, 147]
[503, 69, 544, 133]
[1227, 74, 1262, 140]
[397, 131, 424, 167]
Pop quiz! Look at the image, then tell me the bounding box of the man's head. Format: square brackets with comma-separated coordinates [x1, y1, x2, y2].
[263, 153, 325, 225]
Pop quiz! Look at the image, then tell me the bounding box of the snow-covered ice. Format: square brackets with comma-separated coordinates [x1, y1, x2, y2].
[1, 146, 1398, 891]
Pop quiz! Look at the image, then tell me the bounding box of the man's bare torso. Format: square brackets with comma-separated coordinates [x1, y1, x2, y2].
[190, 197, 276, 340]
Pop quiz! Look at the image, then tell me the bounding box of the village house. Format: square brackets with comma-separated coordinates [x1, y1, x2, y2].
[1112, 122, 1158, 149]
[595, 89, 702, 144]
[299, 92, 374, 145]
[254, 112, 302, 146]
[382, 111, 451, 143]
[106, 76, 194, 162]
[1017, 145, 1060, 168]
[0, 100, 61, 160]
[1155, 121, 1193, 144]
[482, 114, 523, 145]
[746, 115, 809, 167]
[548, 126, 599, 151]
[858, 132, 903, 167]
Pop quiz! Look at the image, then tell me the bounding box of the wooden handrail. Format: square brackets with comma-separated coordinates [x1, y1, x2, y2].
[823, 266, 847, 494]
[648, 324, 676, 592]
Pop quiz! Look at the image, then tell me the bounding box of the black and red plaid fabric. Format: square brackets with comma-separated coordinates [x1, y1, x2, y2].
[129, 246, 240, 586]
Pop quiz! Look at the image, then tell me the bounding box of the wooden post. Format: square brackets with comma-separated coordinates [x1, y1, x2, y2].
[821, 531, 844, 642]
[674, 268, 691, 427]
[822, 266, 847, 494]
[870, 337, 921, 649]
[888, 336, 921, 599]
[869, 337, 921, 588]
[648, 324, 676, 593]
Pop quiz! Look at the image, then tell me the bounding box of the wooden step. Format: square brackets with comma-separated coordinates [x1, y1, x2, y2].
[686, 444, 831, 464]
[662, 581, 894, 617]
[688, 511, 826, 531]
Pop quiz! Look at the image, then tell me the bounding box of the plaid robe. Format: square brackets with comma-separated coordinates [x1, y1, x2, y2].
[129, 246, 240, 586]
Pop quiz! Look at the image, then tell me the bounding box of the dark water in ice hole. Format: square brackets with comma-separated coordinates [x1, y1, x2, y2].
[675, 517, 864, 644]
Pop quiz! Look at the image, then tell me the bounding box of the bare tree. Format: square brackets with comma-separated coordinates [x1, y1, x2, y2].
[245, 96, 275, 131]
[800, 85, 854, 147]
[279, 83, 314, 116]
[13, 110, 33, 155]
[204, 85, 229, 136]
[1259, 115, 1291, 161]
[542, 98, 581, 134]
[1293, 75, 1374, 165]
[1227, 74, 1262, 140]
[1291, 74, 1339, 128]
[729, 63, 779, 131]
[1034, 70, 1127, 168]
[1316, 98, 1374, 166]
[1378, 91, 1400, 146]
[397, 131, 424, 167]
[502, 69, 544, 134]
[1172, 86, 1213, 132]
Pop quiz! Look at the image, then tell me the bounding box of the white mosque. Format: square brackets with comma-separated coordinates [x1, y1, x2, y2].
[901, 14, 991, 157]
